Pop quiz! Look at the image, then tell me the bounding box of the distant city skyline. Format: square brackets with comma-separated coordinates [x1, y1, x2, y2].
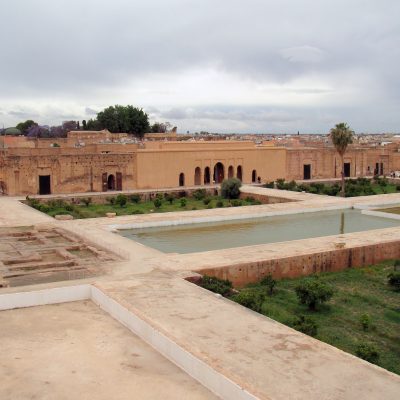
[1, 0, 399, 133]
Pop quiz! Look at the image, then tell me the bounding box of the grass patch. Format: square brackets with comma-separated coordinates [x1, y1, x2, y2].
[26, 195, 260, 219]
[267, 177, 399, 197]
[228, 262, 400, 374]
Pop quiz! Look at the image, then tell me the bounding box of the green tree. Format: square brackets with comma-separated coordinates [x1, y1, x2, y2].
[86, 118, 101, 130]
[221, 178, 242, 199]
[16, 120, 37, 135]
[96, 105, 150, 138]
[330, 123, 354, 197]
[295, 279, 334, 310]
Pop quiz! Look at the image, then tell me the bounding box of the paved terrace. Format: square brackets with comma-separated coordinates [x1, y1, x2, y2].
[1, 186, 400, 399]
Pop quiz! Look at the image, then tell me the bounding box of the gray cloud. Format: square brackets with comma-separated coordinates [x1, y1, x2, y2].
[85, 107, 98, 116]
[0, 0, 399, 132]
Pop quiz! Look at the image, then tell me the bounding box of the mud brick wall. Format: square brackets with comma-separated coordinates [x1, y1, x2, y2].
[197, 240, 400, 287]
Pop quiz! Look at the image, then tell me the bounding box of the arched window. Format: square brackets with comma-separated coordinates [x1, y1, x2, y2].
[213, 162, 225, 183]
[237, 165, 243, 181]
[228, 165, 234, 178]
[194, 167, 201, 185]
[107, 174, 115, 190]
[179, 173, 185, 187]
[204, 167, 211, 184]
[252, 170, 257, 183]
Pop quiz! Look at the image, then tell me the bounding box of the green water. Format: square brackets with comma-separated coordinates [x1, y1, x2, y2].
[118, 209, 400, 254]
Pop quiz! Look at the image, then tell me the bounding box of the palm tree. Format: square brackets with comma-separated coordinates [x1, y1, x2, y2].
[330, 122, 354, 197]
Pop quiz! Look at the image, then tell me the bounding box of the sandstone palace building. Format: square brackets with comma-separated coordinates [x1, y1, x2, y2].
[0, 129, 399, 196]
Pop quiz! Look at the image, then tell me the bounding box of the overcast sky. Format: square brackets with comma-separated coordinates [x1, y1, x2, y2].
[0, 0, 399, 133]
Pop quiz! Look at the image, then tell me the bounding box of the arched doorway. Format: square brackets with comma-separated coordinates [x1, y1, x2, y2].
[107, 174, 115, 190]
[213, 162, 225, 183]
[179, 173, 185, 187]
[228, 165, 234, 178]
[237, 165, 242, 181]
[194, 167, 201, 185]
[204, 167, 211, 184]
[252, 169, 257, 183]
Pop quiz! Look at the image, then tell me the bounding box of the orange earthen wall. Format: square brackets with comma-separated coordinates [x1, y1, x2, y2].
[197, 241, 400, 287]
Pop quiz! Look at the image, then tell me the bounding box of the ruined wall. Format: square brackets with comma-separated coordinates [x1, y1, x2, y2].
[1, 150, 136, 195]
[286, 147, 372, 180]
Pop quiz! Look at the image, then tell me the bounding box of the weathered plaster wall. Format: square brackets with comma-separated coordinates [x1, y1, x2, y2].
[197, 240, 400, 287]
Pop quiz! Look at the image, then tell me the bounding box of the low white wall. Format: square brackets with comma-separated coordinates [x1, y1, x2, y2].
[0, 285, 91, 311]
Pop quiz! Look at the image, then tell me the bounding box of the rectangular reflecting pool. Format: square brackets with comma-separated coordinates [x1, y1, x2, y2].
[117, 209, 400, 254]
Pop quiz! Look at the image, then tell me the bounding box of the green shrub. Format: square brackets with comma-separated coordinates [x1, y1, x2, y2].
[286, 180, 297, 190]
[221, 178, 242, 199]
[264, 181, 275, 189]
[65, 204, 74, 212]
[200, 275, 232, 296]
[115, 194, 128, 207]
[193, 189, 206, 200]
[154, 198, 162, 208]
[156, 193, 163, 200]
[106, 196, 115, 205]
[295, 279, 334, 310]
[180, 198, 187, 207]
[38, 204, 50, 213]
[292, 315, 318, 337]
[276, 179, 286, 190]
[48, 199, 66, 208]
[245, 196, 256, 203]
[206, 204, 213, 209]
[388, 271, 400, 291]
[233, 290, 265, 313]
[355, 342, 380, 364]
[260, 274, 276, 295]
[216, 200, 224, 208]
[360, 313, 371, 331]
[231, 199, 242, 207]
[165, 194, 175, 204]
[82, 197, 92, 207]
[130, 194, 141, 203]
[203, 197, 211, 205]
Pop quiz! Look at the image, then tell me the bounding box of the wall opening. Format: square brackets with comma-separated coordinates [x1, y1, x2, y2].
[179, 172, 185, 187]
[194, 167, 201, 185]
[344, 163, 351, 178]
[303, 164, 311, 180]
[252, 169, 257, 183]
[228, 165, 234, 179]
[237, 165, 243, 181]
[107, 174, 116, 190]
[213, 162, 225, 183]
[39, 175, 51, 195]
[204, 167, 210, 184]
